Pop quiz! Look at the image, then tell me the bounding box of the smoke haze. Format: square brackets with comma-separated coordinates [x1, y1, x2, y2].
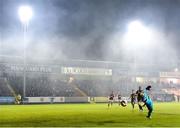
[1, 0, 180, 66]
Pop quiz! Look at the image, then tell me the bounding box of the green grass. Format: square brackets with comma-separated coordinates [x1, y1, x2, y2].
[0, 102, 180, 127]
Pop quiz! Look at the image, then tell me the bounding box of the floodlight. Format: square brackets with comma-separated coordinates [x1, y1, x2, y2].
[18, 5, 33, 24]
[126, 20, 152, 44]
[18, 5, 33, 98]
[174, 68, 178, 72]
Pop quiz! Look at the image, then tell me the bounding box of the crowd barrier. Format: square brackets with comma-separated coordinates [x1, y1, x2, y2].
[92, 97, 108, 102]
[26, 97, 89, 103]
[153, 94, 175, 102]
[26, 97, 129, 103]
[0, 97, 15, 104]
[64, 97, 90, 103]
[1, 96, 176, 104]
[26, 97, 65, 103]
[91, 97, 130, 103]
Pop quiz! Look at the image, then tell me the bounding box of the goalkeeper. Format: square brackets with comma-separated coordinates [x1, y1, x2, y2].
[142, 85, 153, 119]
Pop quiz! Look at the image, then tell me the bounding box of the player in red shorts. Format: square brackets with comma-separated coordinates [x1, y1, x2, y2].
[130, 90, 136, 109]
[108, 91, 115, 107]
[117, 93, 122, 106]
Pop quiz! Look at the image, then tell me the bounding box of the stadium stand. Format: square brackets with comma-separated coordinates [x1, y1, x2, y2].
[0, 58, 180, 103]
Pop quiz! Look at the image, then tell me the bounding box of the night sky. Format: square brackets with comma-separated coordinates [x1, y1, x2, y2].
[1, 0, 180, 64]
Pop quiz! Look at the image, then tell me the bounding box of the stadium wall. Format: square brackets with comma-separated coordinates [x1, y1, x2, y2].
[0, 96, 177, 104]
[26, 97, 65, 103]
[26, 97, 90, 103]
[25, 97, 131, 104]
[0, 97, 15, 104]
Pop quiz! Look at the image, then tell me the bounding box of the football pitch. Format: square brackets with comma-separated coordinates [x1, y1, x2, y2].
[0, 102, 180, 127]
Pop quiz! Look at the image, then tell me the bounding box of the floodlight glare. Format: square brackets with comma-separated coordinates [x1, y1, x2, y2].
[174, 68, 178, 72]
[128, 20, 144, 34]
[126, 20, 152, 45]
[18, 5, 33, 24]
